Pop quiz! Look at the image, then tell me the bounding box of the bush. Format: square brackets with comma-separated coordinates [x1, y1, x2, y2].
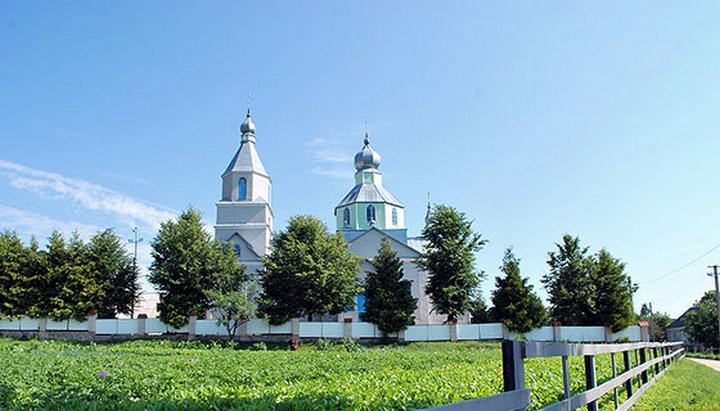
[250, 342, 267, 351]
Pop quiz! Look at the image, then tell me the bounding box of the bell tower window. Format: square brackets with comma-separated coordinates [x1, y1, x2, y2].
[392, 208, 398, 226]
[343, 208, 350, 227]
[366, 204, 376, 224]
[238, 177, 247, 200]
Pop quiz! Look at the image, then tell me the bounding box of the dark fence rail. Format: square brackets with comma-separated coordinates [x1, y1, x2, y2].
[422, 340, 684, 411]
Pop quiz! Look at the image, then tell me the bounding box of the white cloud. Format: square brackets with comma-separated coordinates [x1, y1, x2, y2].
[0, 204, 100, 239]
[310, 166, 350, 178]
[0, 159, 177, 231]
[305, 133, 357, 178]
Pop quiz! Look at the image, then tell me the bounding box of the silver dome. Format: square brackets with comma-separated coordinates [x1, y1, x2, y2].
[240, 109, 256, 134]
[354, 133, 381, 171]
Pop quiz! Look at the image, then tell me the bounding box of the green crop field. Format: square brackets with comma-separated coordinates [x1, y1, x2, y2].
[0, 338, 666, 410]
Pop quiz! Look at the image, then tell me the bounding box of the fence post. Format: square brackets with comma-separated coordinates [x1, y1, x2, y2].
[87, 310, 97, 339]
[344, 317, 353, 339]
[604, 326, 613, 342]
[639, 347, 648, 384]
[639, 321, 649, 342]
[188, 312, 197, 340]
[552, 321, 562, 341]
[39, 318, 48, 340]
[137, 314, 147, 336]
[623, 350, 633, 399]
[291, 313, 301, 338]
[653, 347, 660, 375]
[449, 320, 458, 342]
[502, 340, 525, 392]
[584, 355, 598, 411]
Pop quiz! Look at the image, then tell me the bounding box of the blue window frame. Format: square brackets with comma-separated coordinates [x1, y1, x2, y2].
[238, 177, 247, 200]
[366, 204, 375, 223]
[233, 243, 241, 258]
[392, 208, 398, 226]
[343, 208, 350, 227]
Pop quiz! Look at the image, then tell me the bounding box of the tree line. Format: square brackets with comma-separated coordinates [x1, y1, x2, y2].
[0, 229, 140, 320]
[0, 204, 641, 342]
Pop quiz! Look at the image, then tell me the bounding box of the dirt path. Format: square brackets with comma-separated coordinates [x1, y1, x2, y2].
[687, 357, 720, 372]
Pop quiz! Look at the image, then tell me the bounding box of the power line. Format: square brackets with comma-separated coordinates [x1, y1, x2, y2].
[639, 243, 720, 284]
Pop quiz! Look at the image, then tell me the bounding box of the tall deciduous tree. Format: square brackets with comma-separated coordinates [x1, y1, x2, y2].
[542, 235, 595, 326]
[205, 242, 253, 340]
[362, 238, 417, 338]
[490, 248, 548, 333]
[686, 291, 720, 348]
[416, 204, 486, 323]
[259, 215, 361, 325]
[590, 249, 635, 332]
[150, 208, 242, 328]
[87, 229, 139, 318]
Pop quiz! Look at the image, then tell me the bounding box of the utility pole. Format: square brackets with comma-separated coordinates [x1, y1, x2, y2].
[709, 265, 720, 347]
[128, 227, 143, 319]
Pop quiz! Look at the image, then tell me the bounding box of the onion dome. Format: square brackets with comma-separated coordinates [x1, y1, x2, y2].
[354, 133, 382, 171]
[240, 109, 256, 135]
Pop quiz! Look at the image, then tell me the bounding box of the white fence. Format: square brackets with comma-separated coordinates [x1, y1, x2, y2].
[0, 316, 645, 343]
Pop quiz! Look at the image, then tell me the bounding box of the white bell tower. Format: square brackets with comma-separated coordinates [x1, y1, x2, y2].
[214, 109, 273, 272]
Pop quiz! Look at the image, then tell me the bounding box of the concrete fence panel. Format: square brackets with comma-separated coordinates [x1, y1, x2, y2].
[196, 320, 224, 336]
[524, 326, 554, 342]
[352, 322, 378, 339]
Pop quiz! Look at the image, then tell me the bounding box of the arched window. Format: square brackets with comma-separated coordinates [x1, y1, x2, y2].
[366, 204, 376, 224]
[233, 243, 242, 258]
[392, 208, 398, 226]
[238, 177, 247, 200]
[343, 208, 350, 227]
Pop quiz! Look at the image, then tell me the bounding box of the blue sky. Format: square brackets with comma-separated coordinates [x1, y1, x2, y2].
[1, 2, 719, 318]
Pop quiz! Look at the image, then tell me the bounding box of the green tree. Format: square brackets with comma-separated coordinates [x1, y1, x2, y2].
[490, 248, 548, 333]
[258, 215, 362, 325]
[416, 204, 486, 322]
[361, 238, 417, 338]
[638, 303, 671, 342]
[589, 249, 635, 332]
[34, 231, 96, 321]
[87, 229, 139, 318]
[469, 294, 491, 324]
[149, 208, 242, 328]
[542, 235, 595, 326]
[685, 291, 720, 348]
[0, 231, 43, 317]
[205, 242, 254, 340]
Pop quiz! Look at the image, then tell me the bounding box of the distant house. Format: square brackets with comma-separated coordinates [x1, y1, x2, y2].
[666, 306, 697, 344]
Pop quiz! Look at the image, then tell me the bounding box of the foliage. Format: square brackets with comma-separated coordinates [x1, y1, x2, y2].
[632, 359, 720, 410]
[638, 304, 672, 342]
[686, 291, 720, 348]
[206, 279, 257, 340]
[0, 229, 139, 321]
[589, 249, 635, 332]
[542, 235, 635, 330]
[0, 338, 664, 410]
[0, 232, 43, 318]
[361, 238, 417, 337]
[417, 204, 486, 322]
[542, 235, 595, 325]
[87, 229, 139, 318]
[490, 248, 547, 333]
[469, 294, 491, 324]
[258, 215, 362, 325]
[149, 208, 245, 328]
[249, 341, 267, 351]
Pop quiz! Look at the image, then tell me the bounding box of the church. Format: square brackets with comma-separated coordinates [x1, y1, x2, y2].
[214, 110, 451, 324]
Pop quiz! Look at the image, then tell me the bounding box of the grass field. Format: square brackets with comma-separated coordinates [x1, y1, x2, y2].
[631, 358, 720, 411]
[0, 338, 679, 410]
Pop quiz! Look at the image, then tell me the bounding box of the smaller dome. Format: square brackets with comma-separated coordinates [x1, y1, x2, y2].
[354, 133, 381, 171]
[240, 109, 255, 134]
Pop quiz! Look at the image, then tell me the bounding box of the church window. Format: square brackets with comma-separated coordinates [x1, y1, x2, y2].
[343, 208, 350, 227]
[238, 177, 247, 200]
[233, 243, 242, 258]
[392, 208, 398, 226]
[366, 204, 376, 224]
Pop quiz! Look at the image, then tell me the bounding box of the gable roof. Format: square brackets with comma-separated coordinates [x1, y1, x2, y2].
[346, 227, 421, 259]
[667, 306, 698, 329]
[224, 232, 262, 260]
